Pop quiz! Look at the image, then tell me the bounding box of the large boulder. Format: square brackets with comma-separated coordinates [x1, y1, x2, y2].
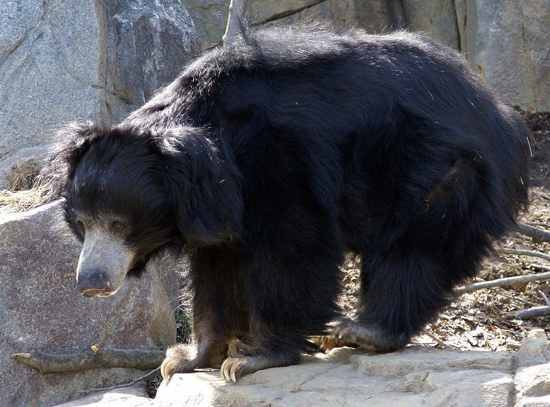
[455, 0, 550, 112]
[54, 384, 154, 407]
[0, 0, 199, 189]
[98, 0, 201, 125]
[397, 0, 550, 112]
[0, 0, 102, 189]
[0, 200, 179, 406]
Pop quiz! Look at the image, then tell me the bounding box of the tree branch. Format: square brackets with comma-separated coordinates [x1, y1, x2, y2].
[501, 248, 550, 262]
[506, 306, 550, 320]
[12, 347, 164, 374]
[222, 0, 247, 45]
[516, 223, 550, 243]
[455, 270, 550, 294]
[77, 367, 161, 395]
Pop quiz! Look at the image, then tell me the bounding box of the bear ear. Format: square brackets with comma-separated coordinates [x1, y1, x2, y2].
[54, 121, 100, 177]
[38, 121, 102, 198]
[153, 127, 243, 245]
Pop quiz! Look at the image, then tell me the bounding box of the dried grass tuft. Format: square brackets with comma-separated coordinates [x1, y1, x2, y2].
[6, 159, 42, 192]
[0, 185, 55, 212]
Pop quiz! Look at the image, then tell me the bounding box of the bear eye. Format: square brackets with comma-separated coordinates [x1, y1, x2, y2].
[111, 220, 127, 233]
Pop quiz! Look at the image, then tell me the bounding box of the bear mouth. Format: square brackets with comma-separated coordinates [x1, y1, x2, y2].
[81, 288, 117, 298]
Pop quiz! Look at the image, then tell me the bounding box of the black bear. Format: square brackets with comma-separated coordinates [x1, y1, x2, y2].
[53, 27, 529, 382]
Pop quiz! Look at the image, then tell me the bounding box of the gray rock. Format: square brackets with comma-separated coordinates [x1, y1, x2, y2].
[517, 395, 550, 407]
[514, 329, 550, 407]
[260, 0, 397, 33]
[402, 0, 459, 49]
[0, 0, 201, 187]
[0, 200, 179, 407]
[516, 329, 550, 368]
[355, 0, 405, 32]
[54, 384, 154, 407]
[456, 0, 550, 111]
[0, 0, 102, 184]
[185, 0, 228, 49]
[248, 0, 323, 25]
[260, 0, 360, 31]
[98, 0, 201, 125]
[185, 0, 399, 48]
[156, 347, 517, 407]
[515, 364, 550, 399]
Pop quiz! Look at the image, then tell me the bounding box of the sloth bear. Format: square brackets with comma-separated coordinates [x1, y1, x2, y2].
[53, 27, 529, 382]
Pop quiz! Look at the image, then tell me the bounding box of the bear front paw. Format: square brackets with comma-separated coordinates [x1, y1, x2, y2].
[160, 344, 198, 382]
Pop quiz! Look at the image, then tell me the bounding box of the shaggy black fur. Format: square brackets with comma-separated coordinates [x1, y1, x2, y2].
[55, 27, 529, 375]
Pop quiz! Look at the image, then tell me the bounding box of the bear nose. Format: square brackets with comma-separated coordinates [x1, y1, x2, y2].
[77, 269, 113, 297]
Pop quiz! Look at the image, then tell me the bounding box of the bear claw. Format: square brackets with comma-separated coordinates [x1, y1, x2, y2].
[221, 356, 262, 383]
[160, 344, 198, 383]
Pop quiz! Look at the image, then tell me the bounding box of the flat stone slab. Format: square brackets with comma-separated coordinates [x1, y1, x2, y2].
[156, 347, 518, 407]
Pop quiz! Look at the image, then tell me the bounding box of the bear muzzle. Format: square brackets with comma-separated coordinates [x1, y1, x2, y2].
[75, 227, 135, 297]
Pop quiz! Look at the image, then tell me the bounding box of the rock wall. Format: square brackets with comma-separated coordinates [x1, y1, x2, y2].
[455, 0, 550, 112]
[0, 0, 200, 189]
[0, 0, 102, 189]
[0, 0, 548, 188]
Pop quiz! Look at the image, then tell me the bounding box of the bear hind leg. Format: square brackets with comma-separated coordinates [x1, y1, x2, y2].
[334, 248, 454, 352]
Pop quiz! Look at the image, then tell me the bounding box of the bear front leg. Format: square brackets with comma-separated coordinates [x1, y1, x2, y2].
[219, 238, 342, 382]
[161, 246, 247, 382]
[160, 320, 229, 382]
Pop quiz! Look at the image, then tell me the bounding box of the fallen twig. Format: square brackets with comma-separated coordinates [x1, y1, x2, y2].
[516, 223, 550, 243]
[506, 306, 550, 320]
[501, 248, 550, 262]
[77, 367, 161, 395]
[12, 347, 164, 374]
[455, 270, 550, 294]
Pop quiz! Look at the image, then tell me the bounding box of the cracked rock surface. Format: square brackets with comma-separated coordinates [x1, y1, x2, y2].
[155, 348, 515, 407]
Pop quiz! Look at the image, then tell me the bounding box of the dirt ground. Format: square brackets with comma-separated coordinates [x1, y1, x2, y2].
[338, 110, 550, 352]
